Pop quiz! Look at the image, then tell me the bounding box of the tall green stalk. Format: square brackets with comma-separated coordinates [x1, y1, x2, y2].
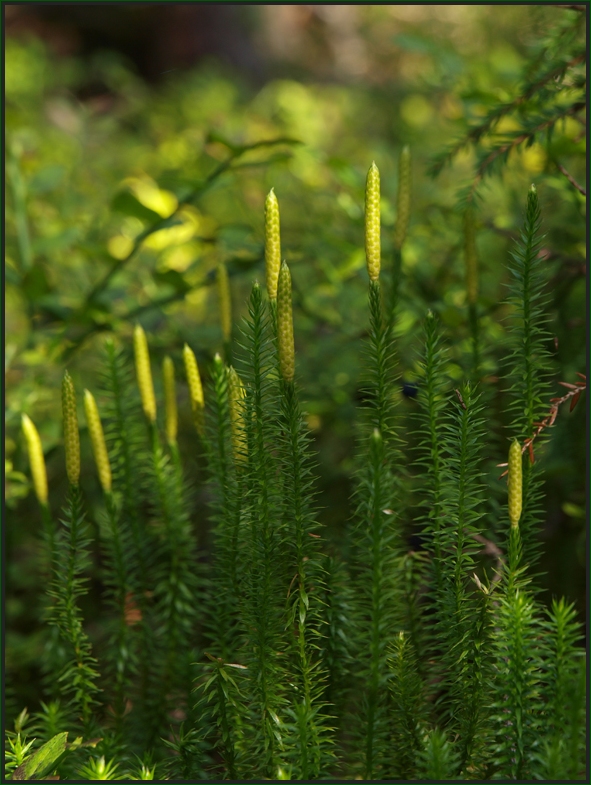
[203, 354, 242, 662]
[48, 484, 101, 733]
[415, 311, 448, 588]
[277, 377, 331, 779]
[438, 383, 491, 771]
[505, 184, 552, 580]
[101, 490, 137, 729]
[348, 162, 405, 778]
[143, 420, 198, 749]
[239, 283, 288, 777]
[349, 284, 402, 778]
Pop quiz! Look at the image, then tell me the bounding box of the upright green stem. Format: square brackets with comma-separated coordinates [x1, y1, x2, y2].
[280, 380, 324, 778]
[505, 185, 551, 577]
[206, 355, 242, 661]
[241, 284, 286, 775]
[420, 313, 446, 567]
[352, 279, 401, 779]
[368, 280, 391, 435]
[365, 430, 387, 780]
[50, 484, 101, 733]
[103, 490, 135, 729]
[7, 147, 33, 274]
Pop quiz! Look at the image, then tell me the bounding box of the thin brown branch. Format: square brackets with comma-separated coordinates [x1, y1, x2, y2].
[555, 161, 587, 196]
[522, 376, 586, 461]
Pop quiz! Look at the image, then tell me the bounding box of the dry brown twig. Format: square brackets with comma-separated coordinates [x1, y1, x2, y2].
[497, 373, 586, 478]
[555, 161, 587, 197]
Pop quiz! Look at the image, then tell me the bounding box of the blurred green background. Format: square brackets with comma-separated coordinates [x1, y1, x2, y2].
[5, 4, 586, 717]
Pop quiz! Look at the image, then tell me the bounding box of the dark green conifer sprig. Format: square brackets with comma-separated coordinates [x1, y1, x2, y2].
[504, 184, 553, 579]
[536, 598, 586, 780]
[412, 311, 458, 724]
[320, 554, 354, 745]
[414, 311, 449, 575]
[45, 374, 102, 733]
[272, 260, 333, 777]
[366, 281, 395, 437]
[349, 427, 400, 779]
[161, 722, 208, 781]
[130, 328, 199, 750]
[455, 584, 494, 777]
[488, 434, 545, 779]
[142, 420, 199, 750]
[99, 340, 151, 601]
[20, 414, 66, 704]
[202, 354, 244, 664]
[388, 631, 428, 779]
[436, 383, 491, 769]
[489, 586, 542, 779]
[48, 483, 101, 733]
[197, 654, 250, 779]
[442, 384, 486, 582]
[348, 269, 405, 779]
[99, 490, 138, 729]
[277, 378, 333, 779]
[236, 282, 289, 776]
[98, 340, 157, 747]
[417, 728, 460, 780]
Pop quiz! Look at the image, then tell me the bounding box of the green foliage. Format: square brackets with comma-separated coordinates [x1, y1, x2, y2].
[429, 6, 585, 204]
[388, 632, 427, 779]
[6, 176, 587, 782]
[47, 484, 101, 731]
[504, 185, 552, 577]
[5, 8, 586, 780]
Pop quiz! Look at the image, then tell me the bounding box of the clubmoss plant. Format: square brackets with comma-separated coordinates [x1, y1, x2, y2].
[11, 180, 585, 782]
[84, 390, 112, 493]
[48, 373, 101, 733]
[348, 162, 405, 779]
[264, 187, 281, 301]
[183, 342, 205, 437]
[504, 183, 552, 578]
[364, 162, 381, 283]
[277, 263, 295, 383]
[508, 438, 523, 529]
[133, 325, 156, 424]
[162, 356, 178, 447]
[21, 414, 48, 507]
[275, 261, 332, 778]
